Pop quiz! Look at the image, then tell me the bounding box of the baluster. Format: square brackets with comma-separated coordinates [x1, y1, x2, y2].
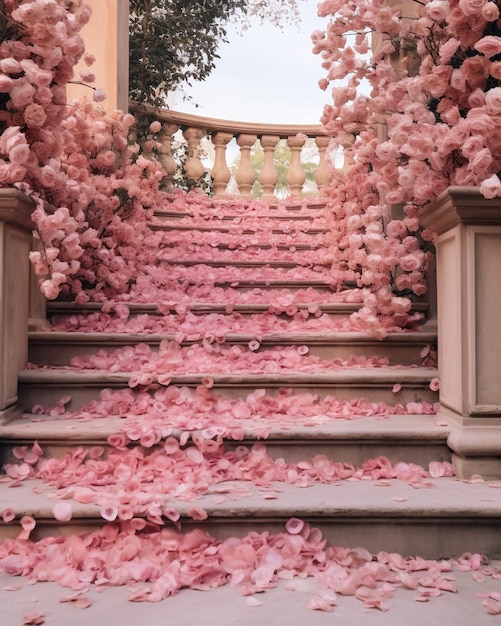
[211, 131, 233, 198]
[182, 126, 206, 187]
[286, 135, 306, 197]
[158, 122, 179, 190]
[315, 135, 332, 192]
[235, 134, 257, 197]
[259, 135, 280, 199]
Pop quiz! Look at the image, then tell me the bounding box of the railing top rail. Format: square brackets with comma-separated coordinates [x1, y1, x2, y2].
[129, 101, 327, 139]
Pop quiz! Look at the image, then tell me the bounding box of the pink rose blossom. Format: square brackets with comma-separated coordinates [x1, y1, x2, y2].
[426, 0, 450, 21]
[23, 103, 47, 128]
[9, 78, 36, 107]
[479, 174, 501, 198]
[474, 36, 501, 57]
[458, 0, 488, 15]
[482, 1, 500, 19]
[485, 87, 501, 114]
[92, 88, 106, 102]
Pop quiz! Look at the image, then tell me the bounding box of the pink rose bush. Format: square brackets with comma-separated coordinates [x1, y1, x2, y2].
[0, 0, 170, 301]
[315, 0, 501, 331]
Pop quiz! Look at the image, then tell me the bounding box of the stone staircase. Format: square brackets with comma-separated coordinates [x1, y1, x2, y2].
[1, 195, 501, 614]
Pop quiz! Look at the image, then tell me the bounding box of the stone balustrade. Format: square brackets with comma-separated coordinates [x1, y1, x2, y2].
[129, 103, 333, 199]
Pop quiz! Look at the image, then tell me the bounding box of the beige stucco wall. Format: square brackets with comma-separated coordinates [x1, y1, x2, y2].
[67, 0, 129, 113]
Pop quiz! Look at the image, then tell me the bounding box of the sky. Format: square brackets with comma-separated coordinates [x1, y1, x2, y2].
[171, 1, 331, 125]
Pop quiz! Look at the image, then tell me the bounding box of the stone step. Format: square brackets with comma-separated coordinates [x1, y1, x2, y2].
[155, 227, 328, 247]
[153, 208, 328, 224]
[17, 368, 439, 412]
[28, 330, 437, 366]
[1, 477, 500, 558]
[0, 568, 498, 626]
[149, 222, 329, 235]
[151, 264, 334, 285]
[154, 258, 332, 270]
[46, 301, 365, 320]
[45, 301, 429, 323]
[0, 414, 450, 468]
[176, 279, 338, 292]
[154, 201, 327, 222]
[160, 240, 325, 252]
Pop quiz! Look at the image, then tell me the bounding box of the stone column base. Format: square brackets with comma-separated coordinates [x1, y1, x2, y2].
[444, 410, 501, 479]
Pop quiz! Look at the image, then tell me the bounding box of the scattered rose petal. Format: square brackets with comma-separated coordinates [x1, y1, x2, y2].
[23, 612, 45, 625]
[53, 502, 73, 522]
[429, 377, 440, 391]
[188, 507, 208, 520]
[285, 517, 304, 535]
[2, 508, 15, 523]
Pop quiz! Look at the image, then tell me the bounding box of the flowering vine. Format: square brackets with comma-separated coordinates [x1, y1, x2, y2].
[315, 0, 501, 332]
[0, 0, 172, 301]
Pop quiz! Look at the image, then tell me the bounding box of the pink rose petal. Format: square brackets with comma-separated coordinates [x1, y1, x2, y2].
[285, 517, 304, 535]
[53, 502, 73, 522]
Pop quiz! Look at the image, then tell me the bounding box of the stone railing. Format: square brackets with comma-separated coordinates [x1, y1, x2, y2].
[129, 103, 333, 199]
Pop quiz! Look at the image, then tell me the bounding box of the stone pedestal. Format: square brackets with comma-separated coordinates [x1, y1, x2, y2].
[0, 190, 35, 423]
[419, 186, 501, 478]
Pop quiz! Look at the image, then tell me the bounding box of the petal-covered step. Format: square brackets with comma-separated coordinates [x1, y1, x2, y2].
[17, 367, 438, 411]
[0, 414, 450, 467]
[1, 476, 501, 559]
[28, 330, 437, 366]
[45, 300, 429, 325]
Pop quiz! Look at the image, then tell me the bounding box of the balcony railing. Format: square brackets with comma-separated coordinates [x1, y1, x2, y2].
[130, 103, 333, 200]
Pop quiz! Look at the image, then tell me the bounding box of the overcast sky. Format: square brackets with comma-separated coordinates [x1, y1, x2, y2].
[172, 1, 330, 124]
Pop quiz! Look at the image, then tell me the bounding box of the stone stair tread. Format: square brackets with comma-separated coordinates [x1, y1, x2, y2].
[163, 241, 323, 250]
[46, 301, 365, 314]
[149, 223, 329, 234]
[18, 367, 438, 385]
[29, 329, 437, 344]
[154, 259, 332, 269]
[45, 301, 429, 317]
[0, 569, 497, 626]
[153, 212, 325, 223]
[0, 414, 449, 444]
[2, 477, 501, 524]
[178, 280, 338, 289]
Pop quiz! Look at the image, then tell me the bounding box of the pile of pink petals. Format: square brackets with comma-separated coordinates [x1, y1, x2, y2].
[29, 341, 399, 378]
[49, 309, 366, 335]
[157, 227, 328, 249]
[33, 385, 437, 437]
[155, 245, 333, 265]
[0, 519, 497, 612]
[140, 262, 334, 285]
[4, 441, 455, 521]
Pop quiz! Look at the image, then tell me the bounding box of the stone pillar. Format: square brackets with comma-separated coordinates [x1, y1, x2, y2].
[418, 186, 501, 479]
[182, 127, 206, 187]
[68, 0, 129, 113]
[315, 136, 331, 192]
[158, 122, 179, 190]
[0, 190, 34, 423]
[235, 134, 257, 197]
[287, 135, 306, 197]
[259, 135, 280, 199]
[211, 132, 233, 198]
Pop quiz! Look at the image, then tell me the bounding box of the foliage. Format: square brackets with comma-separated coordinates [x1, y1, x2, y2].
[129, 0, 304, 106]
